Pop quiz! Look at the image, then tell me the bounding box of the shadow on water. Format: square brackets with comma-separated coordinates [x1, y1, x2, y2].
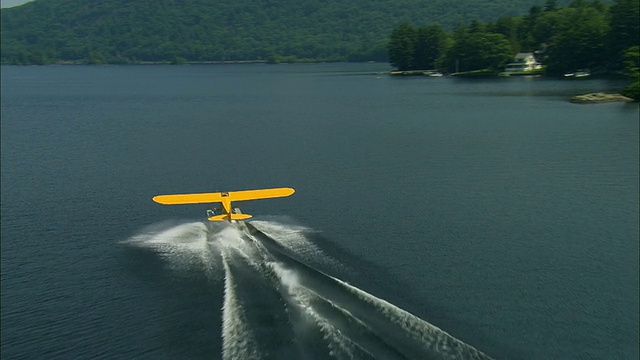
[120, 218, 500, 360]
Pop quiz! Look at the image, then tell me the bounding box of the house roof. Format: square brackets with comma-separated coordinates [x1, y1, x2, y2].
[514, 52, 534, 60]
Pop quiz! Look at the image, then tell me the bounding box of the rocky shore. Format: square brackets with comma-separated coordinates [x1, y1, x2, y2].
[570, 92, 635, 104]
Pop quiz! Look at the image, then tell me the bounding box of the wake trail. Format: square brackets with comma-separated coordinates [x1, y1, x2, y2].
[333, 277, 491, 360]
[220, 250, 260, 360]
[250, 220, 344, 273]
[248, 221, 493, 360]
[122, 221, 220, 277]
[269, 261, 404, 360]
[124, 219, 493, 360]
[218, 224, 302, 359]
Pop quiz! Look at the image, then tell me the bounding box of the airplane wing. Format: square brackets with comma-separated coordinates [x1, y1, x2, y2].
[152, 192, 225, 205]
[224, 187, 295, 201]
[152, 187, 295, 205]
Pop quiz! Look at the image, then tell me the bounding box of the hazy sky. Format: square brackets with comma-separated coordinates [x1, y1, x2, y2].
[1, 0, 34, 8]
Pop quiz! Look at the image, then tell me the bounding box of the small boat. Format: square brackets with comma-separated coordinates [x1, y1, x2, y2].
[574, 69, 591, 77]
[565, 69, 591, 78]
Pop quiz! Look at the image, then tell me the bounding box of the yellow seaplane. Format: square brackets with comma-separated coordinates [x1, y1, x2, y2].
[152, 187, 295, 222]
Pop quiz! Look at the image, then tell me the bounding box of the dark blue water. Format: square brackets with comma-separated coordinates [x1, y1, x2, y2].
[1, 63, 638, 359]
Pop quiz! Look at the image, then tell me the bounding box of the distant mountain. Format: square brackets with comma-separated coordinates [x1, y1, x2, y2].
[1, 0, 566, 64]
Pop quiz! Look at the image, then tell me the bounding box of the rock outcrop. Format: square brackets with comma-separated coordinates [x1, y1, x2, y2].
[570, 92, 634, 104]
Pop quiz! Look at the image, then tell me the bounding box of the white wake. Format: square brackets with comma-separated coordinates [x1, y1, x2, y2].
[123, 219, 493, 360]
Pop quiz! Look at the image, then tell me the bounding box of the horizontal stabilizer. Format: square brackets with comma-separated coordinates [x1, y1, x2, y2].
[207, 213, 253, 221]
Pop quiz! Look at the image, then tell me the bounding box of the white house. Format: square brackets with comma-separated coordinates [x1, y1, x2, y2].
[504, 53, 542, 72]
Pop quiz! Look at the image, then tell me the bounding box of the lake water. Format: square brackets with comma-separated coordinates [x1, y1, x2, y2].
[1, 63, 638, 359]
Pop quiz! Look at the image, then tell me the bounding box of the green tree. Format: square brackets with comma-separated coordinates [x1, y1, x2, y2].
[87, 51, 106, 64]
[388, 22, 417, 70]
[516, 4, 545, 51]
[544, 0, 559, 11]
[492, 16, 522, 54]
[608, 0, 640, 70]
[413, 24, 449, 70]
[621, 46, 639, 100]
[445, 27, 513, 72]
[530, 10, 560, 47]
[171, 56, 187, 64]
[623, 46, 640, 77]
[545, 3, 609, 74]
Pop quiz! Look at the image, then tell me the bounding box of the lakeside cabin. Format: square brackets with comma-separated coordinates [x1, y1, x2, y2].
[504, 52, 542, 72]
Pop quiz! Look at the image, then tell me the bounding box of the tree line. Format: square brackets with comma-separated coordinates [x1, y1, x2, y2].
[0, 0, 554, 65]
[388, 0, 639, 77]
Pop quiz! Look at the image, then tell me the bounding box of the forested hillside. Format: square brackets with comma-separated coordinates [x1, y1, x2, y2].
[1, 0, 568, 64]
